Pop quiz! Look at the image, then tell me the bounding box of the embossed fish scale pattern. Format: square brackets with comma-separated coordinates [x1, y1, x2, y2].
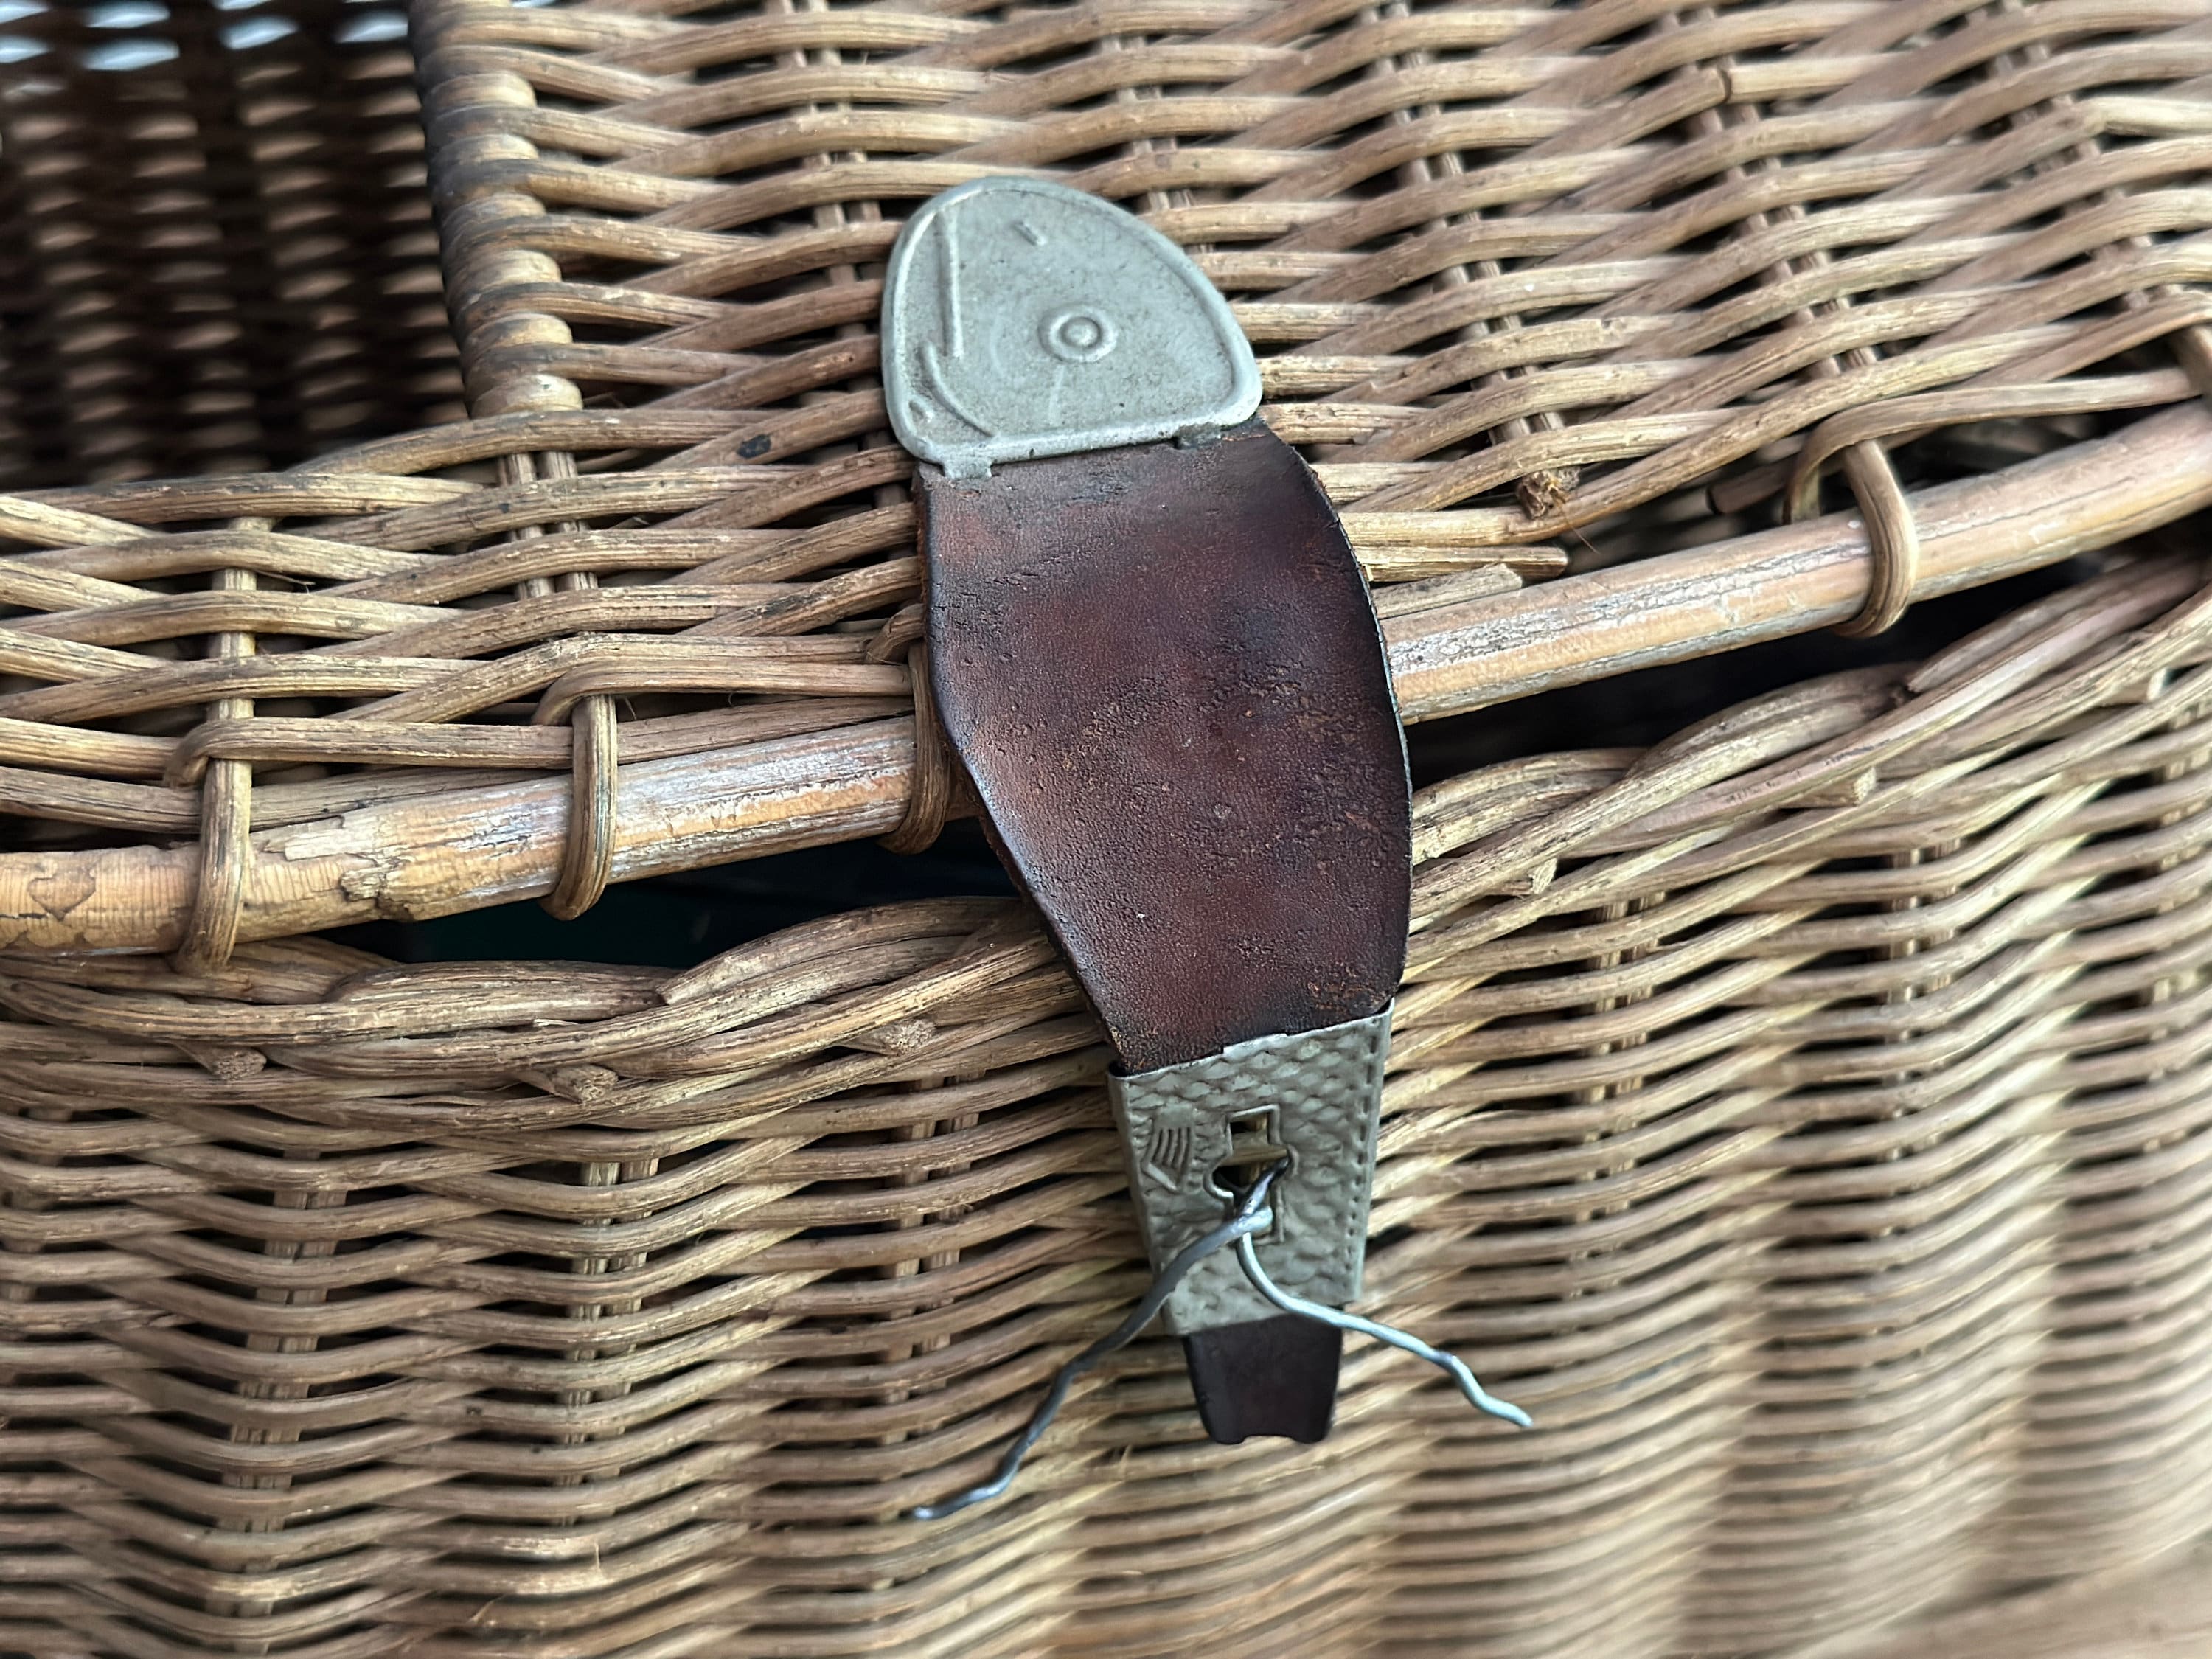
[1113, 1015, 1388, 1330]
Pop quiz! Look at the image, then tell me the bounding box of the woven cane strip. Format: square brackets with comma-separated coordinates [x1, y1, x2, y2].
[4, 554, 2212, 1655]
[9, 395, 2209, 955]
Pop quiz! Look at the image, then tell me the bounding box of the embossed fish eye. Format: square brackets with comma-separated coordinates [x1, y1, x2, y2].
[883, 175, 1259, 472]
[1041, 307, 1116, 363]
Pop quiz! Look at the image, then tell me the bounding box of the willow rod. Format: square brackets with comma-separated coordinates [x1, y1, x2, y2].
[4, 403, 2210, 956]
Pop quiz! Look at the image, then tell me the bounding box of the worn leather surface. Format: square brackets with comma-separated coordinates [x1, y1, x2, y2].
[920, 417, 1410, 1074]
[1185, 1318, 1340, 1445]
[921, 417, 1409, 1443]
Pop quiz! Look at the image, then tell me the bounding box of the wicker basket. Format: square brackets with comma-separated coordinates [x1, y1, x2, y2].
[5, 1, 2212, 1654]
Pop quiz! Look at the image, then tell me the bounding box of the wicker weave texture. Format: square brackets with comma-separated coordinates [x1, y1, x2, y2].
[6, 555, 2212, 1656]
[5, 11, 2212, 1648]
[7, 0, 2212, 959]
[0, 0, 465, 490]
[422, 0, 2212, 544]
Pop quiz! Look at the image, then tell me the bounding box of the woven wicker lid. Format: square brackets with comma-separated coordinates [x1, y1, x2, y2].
[3, 0, 2211, 959]
[9, 10, 2212, 1655]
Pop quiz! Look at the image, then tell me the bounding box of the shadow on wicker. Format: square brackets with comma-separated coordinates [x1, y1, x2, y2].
[0, 0, 464, 490]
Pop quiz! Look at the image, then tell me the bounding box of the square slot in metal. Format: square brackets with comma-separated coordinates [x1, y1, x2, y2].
[1206, 1105, 1293, 1239]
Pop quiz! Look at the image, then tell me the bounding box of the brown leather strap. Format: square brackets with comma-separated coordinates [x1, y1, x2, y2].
[921, 417, 1409, 1067]
[920, 417, 1410, 1440]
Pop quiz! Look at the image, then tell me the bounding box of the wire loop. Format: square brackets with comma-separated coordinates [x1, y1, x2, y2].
[910, 1157, 1531, 1521]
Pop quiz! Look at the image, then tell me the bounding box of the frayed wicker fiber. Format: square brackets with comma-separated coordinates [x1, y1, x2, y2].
[0, 0, 465, 491]
[7, 554, 2212, 1655]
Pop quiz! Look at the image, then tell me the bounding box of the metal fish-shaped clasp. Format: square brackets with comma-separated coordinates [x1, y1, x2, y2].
[882, 176, 1260, 478]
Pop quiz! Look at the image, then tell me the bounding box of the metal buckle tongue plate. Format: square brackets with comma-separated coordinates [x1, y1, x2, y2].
[1112, 1011, 1391, 1441]
[1115, 1011, 1389, 1333]
[883, 176, 1410, 1449]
